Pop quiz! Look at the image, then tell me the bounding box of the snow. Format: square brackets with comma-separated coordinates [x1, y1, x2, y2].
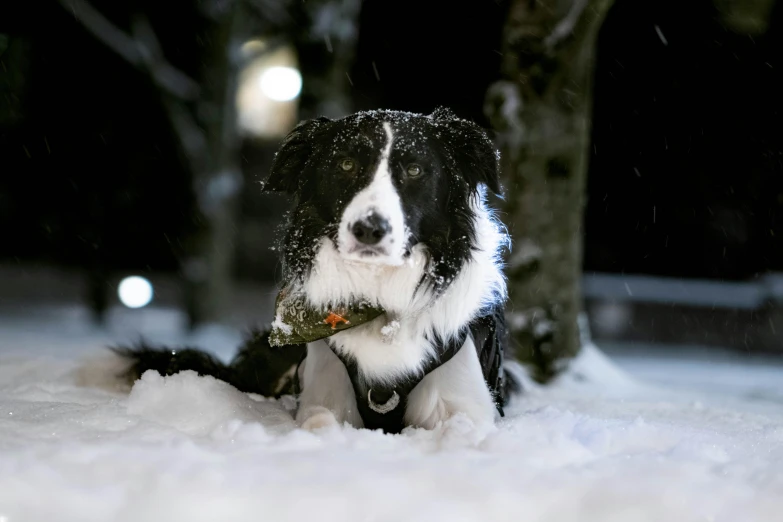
[380, 319, 400, 342]
[2, 308, 783, 521]
[271, 313, 293, 336]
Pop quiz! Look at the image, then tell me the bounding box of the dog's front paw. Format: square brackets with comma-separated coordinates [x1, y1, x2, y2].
[405, 385, 496, 431]
[298, 406, 340, 431]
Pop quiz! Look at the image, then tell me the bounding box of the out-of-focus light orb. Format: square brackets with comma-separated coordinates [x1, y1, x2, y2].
[259, 66, 302, 101]
[236, 43, 299, 138]
[592, 301, 631, 337]
[240, 39, 267, 58]
[118, 276, 153, 309]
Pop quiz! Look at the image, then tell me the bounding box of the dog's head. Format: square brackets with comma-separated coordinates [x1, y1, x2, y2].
[264, 108, 501, 284]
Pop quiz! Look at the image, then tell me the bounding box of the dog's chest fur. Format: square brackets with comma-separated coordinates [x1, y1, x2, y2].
[302, 195, 507, 385]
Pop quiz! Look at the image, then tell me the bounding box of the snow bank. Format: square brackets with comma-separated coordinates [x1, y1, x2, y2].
[553, 342, 642, 391]
[127, 370, 297, 437]
[1, 345, 782, 522]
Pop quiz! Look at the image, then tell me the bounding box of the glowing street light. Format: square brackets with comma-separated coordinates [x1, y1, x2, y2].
[259, 66, 302, 102]
[236, 42, 300, 138]
[118, 276, 154, 309]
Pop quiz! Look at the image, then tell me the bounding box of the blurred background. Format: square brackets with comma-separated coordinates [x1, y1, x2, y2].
[1, 0, 782, 380]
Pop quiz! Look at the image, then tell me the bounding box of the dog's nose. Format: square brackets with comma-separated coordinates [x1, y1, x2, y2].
[351, 213, 391, 245]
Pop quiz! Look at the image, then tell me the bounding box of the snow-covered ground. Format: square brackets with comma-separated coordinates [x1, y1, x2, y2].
[1, 304, 783, 522]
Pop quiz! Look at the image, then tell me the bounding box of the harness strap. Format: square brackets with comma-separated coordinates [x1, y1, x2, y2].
[327, 329, 468, 434]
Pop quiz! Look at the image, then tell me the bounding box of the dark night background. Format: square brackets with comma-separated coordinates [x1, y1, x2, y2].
[1, 0, 782, 283]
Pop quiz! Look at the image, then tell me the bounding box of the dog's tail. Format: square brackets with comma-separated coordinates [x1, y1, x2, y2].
[111, 329, 307, 397]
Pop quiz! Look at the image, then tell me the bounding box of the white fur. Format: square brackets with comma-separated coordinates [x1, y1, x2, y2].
[329, 314, 437, 383]
[304, 239, 430, 317]
[296, 119, 508, 431]
[296, 340, 363, 428]
[405, 335, 497, 430]
[337, 122, 408, 266]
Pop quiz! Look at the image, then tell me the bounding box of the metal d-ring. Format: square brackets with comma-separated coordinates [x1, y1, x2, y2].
[367, 389, 400, 414]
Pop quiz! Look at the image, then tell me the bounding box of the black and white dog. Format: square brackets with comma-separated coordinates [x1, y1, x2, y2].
[118, 107, 516, 434]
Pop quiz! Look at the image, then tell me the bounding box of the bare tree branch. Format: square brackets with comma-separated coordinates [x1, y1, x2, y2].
[160, 96, 208, 174]
[58, 0, 201, 100]
[242, 0, 294, 29]
[544, 0, 588, 49]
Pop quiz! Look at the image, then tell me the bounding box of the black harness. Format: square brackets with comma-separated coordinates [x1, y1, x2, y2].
[327, 331, 465, 433]
[320, 307, 508, 434]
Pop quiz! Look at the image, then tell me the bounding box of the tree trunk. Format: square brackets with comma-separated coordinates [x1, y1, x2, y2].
[486, 0, 612, 382]
[181, 8, 245, 329]
[714, 0, 777, 35]
[296, 0, 362, 120]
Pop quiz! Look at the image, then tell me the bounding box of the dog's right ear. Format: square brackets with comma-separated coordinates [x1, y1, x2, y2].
[262, 117, 332, 194]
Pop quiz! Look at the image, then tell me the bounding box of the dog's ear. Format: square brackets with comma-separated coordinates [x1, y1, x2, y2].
[430, 107, 502, 196]
[263, 117, 332, 194]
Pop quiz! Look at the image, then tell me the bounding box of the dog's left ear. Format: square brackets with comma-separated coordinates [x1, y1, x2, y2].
[263, 116, 332, 194]
[430, 107, 502, 196]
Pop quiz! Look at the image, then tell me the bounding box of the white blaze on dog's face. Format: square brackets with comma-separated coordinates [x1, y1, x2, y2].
[337, 123, 407, 266]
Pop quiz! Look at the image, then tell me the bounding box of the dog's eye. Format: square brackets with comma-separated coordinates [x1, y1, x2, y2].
[339, 158, 356, 172]
[406, 164, 423, 178]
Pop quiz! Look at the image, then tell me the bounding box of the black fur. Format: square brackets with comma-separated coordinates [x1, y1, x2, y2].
[113, 330, 306, 398]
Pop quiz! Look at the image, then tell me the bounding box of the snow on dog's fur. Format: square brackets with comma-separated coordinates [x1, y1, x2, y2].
[264, 108, 512, 431]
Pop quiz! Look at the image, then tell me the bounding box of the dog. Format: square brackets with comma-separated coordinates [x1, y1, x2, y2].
[117, 107, 517, 434]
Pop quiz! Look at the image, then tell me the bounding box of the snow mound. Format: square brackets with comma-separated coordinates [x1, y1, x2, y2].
[553, 342, 641, 392]
[127, 370, 296, 437]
